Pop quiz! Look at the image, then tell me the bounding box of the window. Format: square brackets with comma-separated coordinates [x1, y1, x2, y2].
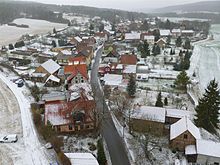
[184, 134, 188, 139]
[68, 125, 73, 130]
[81, 79, 84, 83]
[214, 163, 219, 165]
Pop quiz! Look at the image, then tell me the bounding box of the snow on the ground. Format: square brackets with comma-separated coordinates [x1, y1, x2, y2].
[63, 135, 98, 157]
[0, 18, 67, 45]
[0, 70, 52, 165]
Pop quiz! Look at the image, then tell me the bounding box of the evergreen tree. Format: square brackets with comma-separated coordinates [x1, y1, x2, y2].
[176, 36, 182, 47]
[164, 97, 168, 106]
[184, 38, 191, 49]
[127, 75, 136, 97]
[53, 27, 57, 34]
[89, 24, 94, 35]
[165, 19, 171, 29]
[138, 41, 150, 58]
[195, 79, 220, 133]
[8, 43, 14, 50]
[174, 70, 190, 90]
[99, 23, 104, 32]
[166, 36, 171, 45]
[52, 40, 56, 47]
[155, 92, 163, 107]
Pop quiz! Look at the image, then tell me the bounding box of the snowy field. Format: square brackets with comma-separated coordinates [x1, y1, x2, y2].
[0, 69, 53, 165]
[0, 18, 67, 45]
[189, 24, 220, 93]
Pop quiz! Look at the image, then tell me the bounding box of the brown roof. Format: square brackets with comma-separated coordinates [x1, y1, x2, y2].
[120, 54, 137, 65]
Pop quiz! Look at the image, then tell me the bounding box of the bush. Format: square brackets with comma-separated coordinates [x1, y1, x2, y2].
[49, 136, 63, 153]
[58, 151, 71, 165]
[88, 142, 97, 151]
[97, 139, 107, 165]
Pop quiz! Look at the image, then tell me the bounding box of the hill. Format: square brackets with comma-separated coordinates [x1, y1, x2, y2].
[0, 1, 149, 25]
[154, 1, 220, 13]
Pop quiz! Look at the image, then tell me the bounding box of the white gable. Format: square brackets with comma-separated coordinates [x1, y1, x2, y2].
[170, 117, 201, 140]
[41, 59, 61, 74]
[45, 75, 60, 83]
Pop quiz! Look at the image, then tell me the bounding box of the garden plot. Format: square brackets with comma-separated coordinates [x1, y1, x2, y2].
[62, 135, 98, 157]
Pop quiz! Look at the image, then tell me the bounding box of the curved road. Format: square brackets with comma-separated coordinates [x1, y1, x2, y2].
[0, 73, 52, 165]
[91, 46, 130, 165]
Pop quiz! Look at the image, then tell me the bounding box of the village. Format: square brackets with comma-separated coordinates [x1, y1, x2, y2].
[0, 13, 219, 165]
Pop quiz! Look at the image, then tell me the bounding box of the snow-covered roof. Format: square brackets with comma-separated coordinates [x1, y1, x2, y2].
[160, 30, 171, 36]
[69, 83, 93, 101]
[196, 139, 220, 158]
[185, 145, 196, 155]
[64, 153, 99, 165]
[123, 65, 137, 74]
[70, 92, 81, 101]
[144, 35, 155, 41]
[75, 36, 82, 43]
[41, 59, 61, 74]
[61, 49, 72, 55]
[166, 109, 194, 119]
[30, 73, 47, 78]
[45, 75, 60, 83]
[182, 30, 194, 34]
[45, 102, 70, 125]
[125, 33, 141, 40]
[172, 29, 181, 33]
[42, 92, 66, 102]
[103, 74, 123, 86]
[131, 106, 166, 123]
[170, 117, 201, 140]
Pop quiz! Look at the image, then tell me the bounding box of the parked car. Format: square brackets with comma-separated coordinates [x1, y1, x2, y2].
[0, 134, 18, 143]
[45, 142, 53, 149]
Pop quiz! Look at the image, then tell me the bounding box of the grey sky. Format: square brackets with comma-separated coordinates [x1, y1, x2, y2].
[18, 0, 217, 11]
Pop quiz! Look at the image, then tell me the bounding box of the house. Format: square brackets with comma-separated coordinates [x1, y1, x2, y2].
[98, 64, 111, 76]
[131, 106, 166, 136]
[68, 56, 87, 66]
[181, 30, 194, 37]
[94, 32, 108, 42]
[170, 117, 201, 151]
[65, 64, 88, 86]
[124, 32, 141, 42]
[31, 59, 61, 82]
[110, 64, 123, 74]
[172, 29, 181, 37]
[165, 108, 194, 125]
[70, 36, 82, 46]
[122, 65, 137, 79]
[156, 38, 167, 48]
[102, 50, 119, 64]
[186, 140, 220, 164]
[159, 29, 171, 37]
[102, 74, 123, 87]
[57, 53, 75, 66]
[120, 54, 137, 65]
[143, 35, 155, 45]
[44, 96, 96, 133]
[64, 153, 99, 165]
[75, 46, 94, 65]
[44, 75, 61, 87]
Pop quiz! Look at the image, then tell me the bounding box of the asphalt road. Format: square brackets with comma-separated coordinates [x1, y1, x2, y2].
[91, 46, 131, 165]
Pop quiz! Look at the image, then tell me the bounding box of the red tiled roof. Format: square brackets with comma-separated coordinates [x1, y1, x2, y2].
[69, 56, 86, 63]
[120, 54, 137, 65]
[65, 64, 88, 81]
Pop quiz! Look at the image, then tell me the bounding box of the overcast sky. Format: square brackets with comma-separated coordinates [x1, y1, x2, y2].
[18, 0, 217, 11]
